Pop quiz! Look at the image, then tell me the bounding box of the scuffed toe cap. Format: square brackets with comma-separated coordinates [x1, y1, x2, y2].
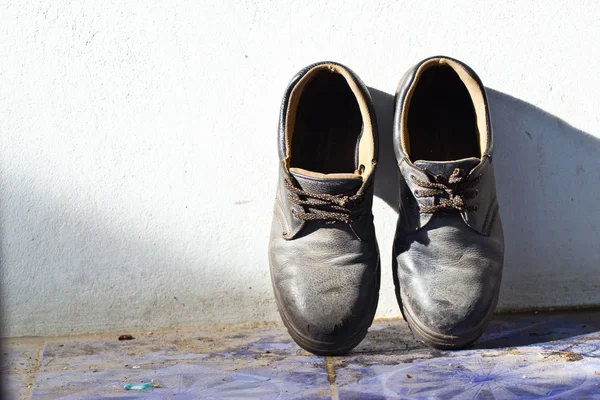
[394, 214, 504, 347]
[397, 250, 502, 344]
[400, 279, 499, 338]
[272, 257, 379, 343]
[269, 217, 380, 352]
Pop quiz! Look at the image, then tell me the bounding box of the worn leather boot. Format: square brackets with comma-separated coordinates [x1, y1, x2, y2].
[393, 56, 504, 349]
[269, 62, 380, 355]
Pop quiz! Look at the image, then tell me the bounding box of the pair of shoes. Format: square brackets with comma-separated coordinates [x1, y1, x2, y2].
[268, 56, 504, 355]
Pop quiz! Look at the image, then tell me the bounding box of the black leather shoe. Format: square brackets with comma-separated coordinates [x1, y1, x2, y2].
[269, 62, 380, 355]
[393, 56, 504, 349]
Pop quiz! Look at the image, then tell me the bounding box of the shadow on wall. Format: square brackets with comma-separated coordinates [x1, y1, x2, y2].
[369, 87, 600, 311]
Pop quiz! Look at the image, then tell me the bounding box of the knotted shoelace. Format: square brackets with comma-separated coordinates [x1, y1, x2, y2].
[410, 168, 481, 213]
[284, 179, 365, 224]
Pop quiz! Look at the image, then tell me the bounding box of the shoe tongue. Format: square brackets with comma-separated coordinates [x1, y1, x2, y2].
[289, 168, 363, 195]
[414, 157, 480, 177]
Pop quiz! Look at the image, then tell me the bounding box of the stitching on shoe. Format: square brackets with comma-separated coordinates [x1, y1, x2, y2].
[482, 198, 499, 236]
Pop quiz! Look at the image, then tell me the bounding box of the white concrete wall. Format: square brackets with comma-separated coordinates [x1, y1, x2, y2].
[1, 1, 599, 337]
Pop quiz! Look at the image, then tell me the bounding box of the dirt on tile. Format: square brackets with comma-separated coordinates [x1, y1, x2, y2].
[540, 351, 584, 362]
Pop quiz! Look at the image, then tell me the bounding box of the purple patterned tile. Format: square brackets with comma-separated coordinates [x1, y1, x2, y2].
[31, 327, 331, 399]
[333, 312, 600, 399]
[32, 359, 332, 399]
[336, 351, 600, 399]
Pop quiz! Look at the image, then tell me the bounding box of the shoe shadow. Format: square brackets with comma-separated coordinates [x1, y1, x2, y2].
[368, 87, 399, 211]
[476, 310, 600, 350]
[347, 310, 599, 356]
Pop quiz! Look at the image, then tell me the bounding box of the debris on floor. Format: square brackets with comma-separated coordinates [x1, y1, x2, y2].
[118, 334, 134, 341]
[123, 380, 159, 390]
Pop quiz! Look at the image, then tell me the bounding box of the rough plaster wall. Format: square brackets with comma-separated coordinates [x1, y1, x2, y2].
[1, 1, 599, 337]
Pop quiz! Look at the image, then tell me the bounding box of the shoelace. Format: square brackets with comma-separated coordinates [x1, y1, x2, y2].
[410, 168, 481, 213]
[284, 179, 365, 224]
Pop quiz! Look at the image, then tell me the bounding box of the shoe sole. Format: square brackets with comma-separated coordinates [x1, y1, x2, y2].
[400, 299, 493, 350]
[270, 255, 380, 356]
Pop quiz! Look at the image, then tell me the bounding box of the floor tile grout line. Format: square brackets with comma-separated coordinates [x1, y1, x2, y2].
[26, 341, 46, 400]
[325, 356, 339, 400]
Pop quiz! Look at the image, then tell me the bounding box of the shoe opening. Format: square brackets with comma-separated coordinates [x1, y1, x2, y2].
[285, 65, 373, 176]
[403, 59, 487, 161]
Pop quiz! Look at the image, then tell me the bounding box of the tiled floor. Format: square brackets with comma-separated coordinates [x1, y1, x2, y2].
[2, 311, 600, 399]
